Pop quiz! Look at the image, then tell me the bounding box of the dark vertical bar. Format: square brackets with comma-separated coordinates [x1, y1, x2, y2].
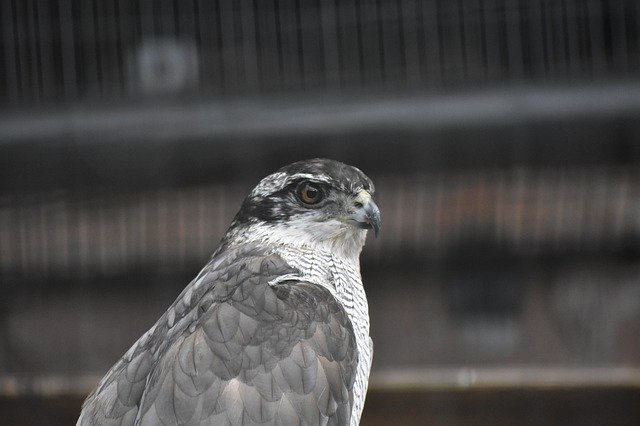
[434, 0, 448, 81]
[561, 0, 579, 75]
[138, 0, 150, 39]
[437, 0, 465, 82]
[0, 7, 6, 103]
[132, 0, 141, 38]
[191, 0, 202, 47]
[538, 0, 551, 75]
[106, 0, 116, 92]
[17, 0, 34, 103]
[33, 0, 44, 101]
[551, 0, 569, 74]
[636, 0, 640, 72]
[251, 0, 264, 91]
[254, 0, 268, 90]
[93, 0, 104, 96]
[477, 0, 494, 80]
[414, 0, 428, 83]
[57, 200, 71, 276]
[38, 201, 50, 277]
[79, 0, 98, 97]
[36, 0, 55, 102]
[353, 0, 366, 84]
[45, 1, 64, 102]
[232, 0, 247, 91]
[476, 0, 489, 81]
[178, 0, 195, 44]
[276, 0, 301, 89]
[211, 0, 226, 91]
[609, 0, 629, 73]
[400, 0, 420, 85]
[217, 0, 239, 91]
[255, 0, 279, 90]
[555, 0, 569, 74]
[420, 0, 442, 84]
[152, 0, 161, 37]
[192, 0, 204, 92]
[272, 0, 285, 87]
[2, 0, 20, 103]
[0, 207, 14, 280]
[94, 0, 105, 94]
[23, 0, 37, 101]
[17, 1, 32, 102]
[378, 0, 405, 85]
[301, 0, 325, 87]
[16, 205, 27, 278]
[374, 0, 387, 82]
[160, 0, 176, 36]
[540, 0, 555, 75]
[459, 0, 484, 81]
[173, 0, 181, 36]
[320, 0, 340, 88]
[293, 0, 305, 88]
[504, 0, 524, 80]
[181, 0, 202, 94]
[524, 0, 547, 77]
[115, 0, 131, 95]
[356, 0, 382, 85]
[139, 0, 154, 38]
[290, 0, 305, 88]
[584, 0, 606, 74]
[456, 0, 468, 79]
[297, 0, 322, 87]
[335, 0, 361, 86]
[276, 0, 292, 89]
[134, 0, 153, 95]
[194, 0, 216, 92]
[102, 0, 118, 98]
[58, 0, 78, 101]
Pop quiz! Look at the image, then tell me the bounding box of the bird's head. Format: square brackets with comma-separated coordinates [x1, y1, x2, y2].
[223, 158, 381, 258]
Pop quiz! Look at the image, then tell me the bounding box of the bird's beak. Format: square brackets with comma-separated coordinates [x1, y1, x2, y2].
[350, 190, 381, 237]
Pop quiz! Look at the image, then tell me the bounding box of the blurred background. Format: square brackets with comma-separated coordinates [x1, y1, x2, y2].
[1, 0, 640, 424]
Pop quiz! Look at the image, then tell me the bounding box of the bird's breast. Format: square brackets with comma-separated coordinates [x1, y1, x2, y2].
[272, 244, 372, 425]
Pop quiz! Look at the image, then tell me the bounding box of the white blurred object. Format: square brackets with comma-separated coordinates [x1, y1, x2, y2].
[132, 39, 199, 95]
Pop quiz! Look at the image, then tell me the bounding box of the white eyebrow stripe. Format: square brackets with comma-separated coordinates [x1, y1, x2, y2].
[250, 172, 335, 198]
[286, 173, 332, 184]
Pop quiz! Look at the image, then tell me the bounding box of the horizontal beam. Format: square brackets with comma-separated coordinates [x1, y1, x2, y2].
[2, 367, 639, 398]
[2, 81, 640, 144]
[371, 367, 640, 391]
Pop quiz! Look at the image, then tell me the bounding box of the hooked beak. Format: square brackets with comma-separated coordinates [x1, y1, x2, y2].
[350, 190, 381, 237]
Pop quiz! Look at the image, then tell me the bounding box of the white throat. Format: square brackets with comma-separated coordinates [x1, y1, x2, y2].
[226, 216, 368, 262]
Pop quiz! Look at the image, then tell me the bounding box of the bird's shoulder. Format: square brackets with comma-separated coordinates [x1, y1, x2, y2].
[79, 243, 358, 425]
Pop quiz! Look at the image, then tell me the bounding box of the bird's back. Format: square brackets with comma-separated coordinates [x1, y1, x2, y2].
[78, 243, 359, 425]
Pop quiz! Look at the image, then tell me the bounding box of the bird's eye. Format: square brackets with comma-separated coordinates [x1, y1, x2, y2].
[296, 182, 324, 205]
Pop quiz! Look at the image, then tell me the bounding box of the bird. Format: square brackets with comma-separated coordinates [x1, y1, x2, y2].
[78, 158, 381, 425]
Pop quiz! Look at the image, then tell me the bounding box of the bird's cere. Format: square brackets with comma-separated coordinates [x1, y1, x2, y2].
[355, 189, 372, 205]
[78, 158, 379, 426]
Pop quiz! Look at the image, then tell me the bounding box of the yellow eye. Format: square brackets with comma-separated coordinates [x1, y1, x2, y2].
[296, 182, 323, 205]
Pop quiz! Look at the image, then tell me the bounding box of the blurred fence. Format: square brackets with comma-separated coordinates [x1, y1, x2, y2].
[2, 0, 640, 107]
[2, 2, 640, 424]
[1, 166, 638, 279]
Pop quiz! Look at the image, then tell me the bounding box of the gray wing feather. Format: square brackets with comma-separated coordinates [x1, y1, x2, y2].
[78, 244, 358, 425]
